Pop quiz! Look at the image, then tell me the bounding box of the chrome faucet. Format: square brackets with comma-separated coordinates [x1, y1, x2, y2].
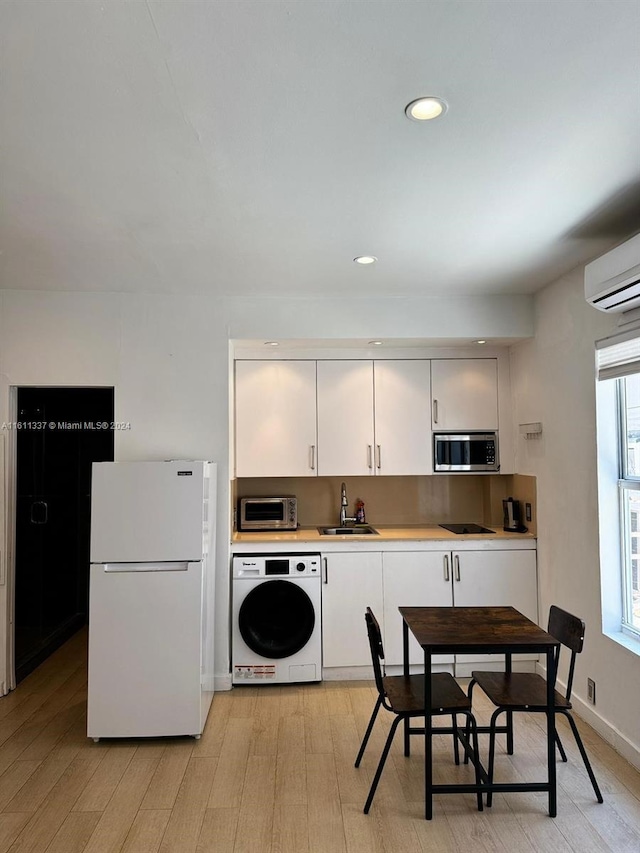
[339, 482, 357, 527]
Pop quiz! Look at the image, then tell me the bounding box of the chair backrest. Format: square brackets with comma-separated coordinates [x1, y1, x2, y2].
[364, 607, 386, 697]
[547, 605, 585, 700]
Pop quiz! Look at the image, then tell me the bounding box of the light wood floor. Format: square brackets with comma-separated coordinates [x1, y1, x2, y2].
[0, 630, 639, 853]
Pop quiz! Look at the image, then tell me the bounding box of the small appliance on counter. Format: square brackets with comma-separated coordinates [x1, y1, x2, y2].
[238, 496, 298, 530]
[503, 497, 527, 532]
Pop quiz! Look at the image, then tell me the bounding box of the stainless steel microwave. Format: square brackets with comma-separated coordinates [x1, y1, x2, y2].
[238, 496, 298, 530]
[433, 433, 499, 472]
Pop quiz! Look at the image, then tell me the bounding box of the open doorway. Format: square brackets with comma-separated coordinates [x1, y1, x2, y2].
[14, 387, 114, 683]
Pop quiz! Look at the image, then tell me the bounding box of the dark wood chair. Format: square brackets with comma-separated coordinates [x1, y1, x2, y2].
[355, 607, 483, 814]
[466, 605, 603, 805]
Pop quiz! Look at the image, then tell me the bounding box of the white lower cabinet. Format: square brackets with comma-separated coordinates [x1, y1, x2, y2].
[321, 552, 383, 667]
[451, 549, 538, 670]
[314, 545, 537, 673]
[382, 552, 454, 666]
[380, 548, 538, 671]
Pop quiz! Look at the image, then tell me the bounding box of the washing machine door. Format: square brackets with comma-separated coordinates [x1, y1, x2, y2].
[239, 580, 316, 659]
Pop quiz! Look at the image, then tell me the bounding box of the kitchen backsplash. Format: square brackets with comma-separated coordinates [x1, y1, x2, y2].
[234, 474, 536, 534]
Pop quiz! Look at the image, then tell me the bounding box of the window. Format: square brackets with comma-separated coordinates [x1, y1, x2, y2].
[618, 374, 640, 638]
[597, 331, 640, 644]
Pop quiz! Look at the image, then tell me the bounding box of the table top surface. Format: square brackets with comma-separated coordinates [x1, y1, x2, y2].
[399, 606, 559, 651]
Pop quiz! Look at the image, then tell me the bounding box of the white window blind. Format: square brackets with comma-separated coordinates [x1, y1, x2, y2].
[597, 329, 640, 381]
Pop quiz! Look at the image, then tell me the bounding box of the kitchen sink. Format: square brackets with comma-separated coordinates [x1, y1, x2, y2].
[318, 526, 379, 535]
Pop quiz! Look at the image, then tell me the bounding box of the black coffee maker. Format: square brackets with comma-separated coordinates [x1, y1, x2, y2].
[503, 497, 524, 532]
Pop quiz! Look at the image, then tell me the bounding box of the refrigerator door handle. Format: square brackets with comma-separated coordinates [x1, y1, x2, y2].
[102, 561, 190, 573]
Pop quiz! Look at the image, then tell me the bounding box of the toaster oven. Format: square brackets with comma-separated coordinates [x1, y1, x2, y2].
[238, 497, 298, 531]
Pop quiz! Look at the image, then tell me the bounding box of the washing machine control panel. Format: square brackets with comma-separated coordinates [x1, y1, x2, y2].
[233, 554, 320, 578]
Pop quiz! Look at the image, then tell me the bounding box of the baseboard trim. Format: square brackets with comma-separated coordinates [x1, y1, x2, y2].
[214, 673, 233, 692]
[536, 661, 640, 771]
[456, 660, 536, 677]
[322, 666, 373, 681]
[569, 693, 640, 772]
[322, 663, 454, 680]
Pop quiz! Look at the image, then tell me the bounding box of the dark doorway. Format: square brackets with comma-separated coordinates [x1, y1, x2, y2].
[14, 387, 114, 683]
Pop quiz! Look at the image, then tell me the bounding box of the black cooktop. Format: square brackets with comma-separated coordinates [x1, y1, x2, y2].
[439, 523, 496, 535]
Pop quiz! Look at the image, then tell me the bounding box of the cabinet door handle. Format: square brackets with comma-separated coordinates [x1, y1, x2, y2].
[433, 399, 438, 424]
[376, 444, 381, 469]
[309, 445, 316, 470]
[443, 554, 450, 582]
[367, 445, 373, 469]
[454, 554, 461, 582]
[323, 557, 328, 584]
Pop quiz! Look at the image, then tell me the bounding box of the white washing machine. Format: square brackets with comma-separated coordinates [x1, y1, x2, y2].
[232, 554, 322, 684]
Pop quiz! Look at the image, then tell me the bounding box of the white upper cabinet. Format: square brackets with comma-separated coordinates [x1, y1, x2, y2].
[317, 360, 432, 476]
[316, 361, 375, 476]
[374, 360, 432, 475]
[431, 359, 498, 431]
[235, 360, 317, 477]
[234, 355, 504, 477]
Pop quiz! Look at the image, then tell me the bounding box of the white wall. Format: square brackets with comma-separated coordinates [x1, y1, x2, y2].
[510, 266, 640, 765]
[4, 278, 639, 764]
[0, 289, 533, 689]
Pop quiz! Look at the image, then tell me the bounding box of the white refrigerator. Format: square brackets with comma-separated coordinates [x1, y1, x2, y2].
[87, 460, 216, 740]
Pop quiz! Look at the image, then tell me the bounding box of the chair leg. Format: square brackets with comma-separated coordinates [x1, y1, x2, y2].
[404, 716, 410, 757]
[486, 708, 504, 808]
[355, 695, 382, 768]
[563, 711, 604, 803]
[464, 679, 476, 765]
[363, 715, 403, 814]
[452, 713, 460, 765]
[555, 728, 568, 762]
[506, 710, 514, 755]
[466, 712, 483, 812]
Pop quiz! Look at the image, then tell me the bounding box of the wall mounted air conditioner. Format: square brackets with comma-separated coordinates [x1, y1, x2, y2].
[585, 231, 640, 312]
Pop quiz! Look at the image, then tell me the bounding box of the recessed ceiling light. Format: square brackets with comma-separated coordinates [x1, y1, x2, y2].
[405, 97, 448, 122]
[368, 340, 383, 346]
[475, 340, 487, 345]
[264, 341, 279, 346]
[354, 256, 377, 265]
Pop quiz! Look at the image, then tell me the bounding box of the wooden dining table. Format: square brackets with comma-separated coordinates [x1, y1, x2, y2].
[399, 605, 560, 820]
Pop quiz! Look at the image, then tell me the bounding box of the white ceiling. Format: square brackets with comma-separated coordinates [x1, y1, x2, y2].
[1, 0, 639, 298]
